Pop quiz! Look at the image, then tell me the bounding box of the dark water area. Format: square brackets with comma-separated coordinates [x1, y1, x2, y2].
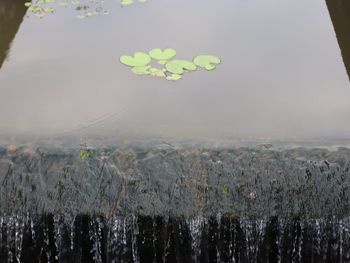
[2, 214, 350, 263]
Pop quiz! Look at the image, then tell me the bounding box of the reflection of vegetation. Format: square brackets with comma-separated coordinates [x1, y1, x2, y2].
[24, 0, 109, 19]
[120, 48, 221, 81]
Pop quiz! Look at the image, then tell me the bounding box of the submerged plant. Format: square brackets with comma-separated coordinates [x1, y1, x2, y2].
[79, 149, 90, 160]
[119, 48, 221, 81]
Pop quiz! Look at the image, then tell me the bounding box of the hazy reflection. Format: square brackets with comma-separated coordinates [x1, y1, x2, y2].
[0, 0, 26, 69]
[326, 0, 350, 81]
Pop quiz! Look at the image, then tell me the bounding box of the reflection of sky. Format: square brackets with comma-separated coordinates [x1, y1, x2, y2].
[0, 0, 349, 140]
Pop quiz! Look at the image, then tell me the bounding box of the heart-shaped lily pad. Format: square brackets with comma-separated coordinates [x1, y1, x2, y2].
[193, 55, 221, 71]
[120, 52, 151, 67]
[165, 60, 197, 75]
[149, 48, 176, 62]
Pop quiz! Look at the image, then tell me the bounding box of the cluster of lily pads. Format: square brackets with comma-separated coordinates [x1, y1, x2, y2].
[120, 48, 221, 81]
[24, 0, 109, 19]
[120, 0, 146, 6]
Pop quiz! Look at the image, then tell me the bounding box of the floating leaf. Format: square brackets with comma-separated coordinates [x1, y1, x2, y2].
[193, 55, 221, 71]
[29, 5, 41, 12]
[35, 12, 45, 17]
[24, 2, 32, 7]
[165, 60, 197, 75]
[120, 52, 151, 67]
[166, 74, 182, 81]
[43, 6, 55, 12]
[121, 0, 133, 5]
[132, 65, 151, 75]
[149, 48, 176, 62]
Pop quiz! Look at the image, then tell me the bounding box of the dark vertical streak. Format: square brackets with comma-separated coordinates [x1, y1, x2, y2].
[326, 0, 350, 81]
[0, 0, 27, 70]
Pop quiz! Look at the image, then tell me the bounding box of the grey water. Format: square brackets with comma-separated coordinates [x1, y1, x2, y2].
[1, 0, 350, 262]
[0, 0, 350, 141]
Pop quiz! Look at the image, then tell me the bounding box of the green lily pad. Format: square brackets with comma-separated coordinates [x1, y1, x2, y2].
[149, 48, 176, 62]
[120, 52, 151, 67]
[193, 55, 221, 71]
[35, 12, 45, 17]
[132, 65, 151, 75]
[43, 6, 55, 12]
[166, 74, 182, 81]
[121, 0, 133, 5]
[165, 60, 197, 75]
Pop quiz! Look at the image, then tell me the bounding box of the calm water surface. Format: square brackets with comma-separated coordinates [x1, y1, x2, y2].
[0, 0, 350, 141]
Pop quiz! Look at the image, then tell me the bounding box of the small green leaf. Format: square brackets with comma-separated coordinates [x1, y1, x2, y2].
[35, 12, 45, 18]
[166, 74, 182, 81]
[120, 0, 133, 6]
[149, 48, 176, 61]
[165, 60, 197, 75]
[79, 149, 90, 160]
[193, 55, 221, 71]
[43, 6, 55, 12]
[24, 2, 32, 7]
[120, 52, 151, 67]
[221, 185, 229, 195]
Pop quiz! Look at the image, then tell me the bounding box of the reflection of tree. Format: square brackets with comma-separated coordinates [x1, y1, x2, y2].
[326, 0, 350, 81]
[0, 0, 26, 70]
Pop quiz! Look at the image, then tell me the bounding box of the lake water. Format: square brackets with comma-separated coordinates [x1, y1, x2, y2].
[1, 1, 350, 262]
[0, 0, 350, 142]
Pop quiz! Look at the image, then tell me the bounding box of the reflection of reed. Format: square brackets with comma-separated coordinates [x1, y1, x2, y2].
[0, 0, 26, 70]
[326, 0, 350, 81]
